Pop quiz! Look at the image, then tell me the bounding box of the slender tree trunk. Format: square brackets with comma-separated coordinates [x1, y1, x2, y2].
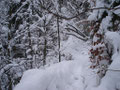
[43, 19, 47, 65]
[57, 17, 61, 62]
[27, 25, 33, 68]
[8, 78, 12, 90]
[43, 39, 47, 65]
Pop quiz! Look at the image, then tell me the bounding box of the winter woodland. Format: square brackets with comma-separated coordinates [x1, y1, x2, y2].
[0, 0, 120, 90]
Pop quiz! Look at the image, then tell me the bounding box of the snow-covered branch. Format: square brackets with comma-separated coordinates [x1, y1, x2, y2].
[37, 2, 120, 20]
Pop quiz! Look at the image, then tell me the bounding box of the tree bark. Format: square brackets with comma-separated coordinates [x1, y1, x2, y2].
[57, 17, 61, 62]
[43, 19, 47, 65]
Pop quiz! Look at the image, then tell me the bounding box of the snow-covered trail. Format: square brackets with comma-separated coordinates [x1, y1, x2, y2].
[14, 36, 91, 90]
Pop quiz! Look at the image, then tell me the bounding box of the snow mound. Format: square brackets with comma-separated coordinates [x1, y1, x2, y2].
[14, 57, 89, 90]
[14, 37, 91, 90]
[105, 31, 120, 69]
[105, 31, 120, 56]
[91, 68, 120, 90]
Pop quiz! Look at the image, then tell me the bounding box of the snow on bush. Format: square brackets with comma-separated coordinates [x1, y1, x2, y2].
[105, 31, 120, 60]
[91, 31, 120, 90]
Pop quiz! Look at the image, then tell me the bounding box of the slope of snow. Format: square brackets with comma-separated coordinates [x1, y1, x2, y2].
[15, 35, 119, 90]
[61, 36, 89, 61]
[14, 60, 86, 90]
[14, 36, 92, 90]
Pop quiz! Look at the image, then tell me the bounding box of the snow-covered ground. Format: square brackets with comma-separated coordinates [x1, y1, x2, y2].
[14, 36, 93, 90]
[14, 60, 86, 90]
[14, 34, 120, 90]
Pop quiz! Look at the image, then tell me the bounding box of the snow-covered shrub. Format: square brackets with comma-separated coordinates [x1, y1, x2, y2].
[91, 31, 120, 90]
[89, 0, 120, 78]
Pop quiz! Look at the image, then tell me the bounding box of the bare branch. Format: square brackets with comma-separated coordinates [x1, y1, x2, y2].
[66, 24, 87, 38]
[66, 33, 88, 41]
[65, 27, 86, 38]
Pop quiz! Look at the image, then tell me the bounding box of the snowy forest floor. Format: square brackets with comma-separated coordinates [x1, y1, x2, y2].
[14, 36, 98, 90]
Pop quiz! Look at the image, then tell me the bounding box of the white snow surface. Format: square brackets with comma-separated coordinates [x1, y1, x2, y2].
[105, 31, 120, 60]
[14, 34, 120, 90]
[14, 36, 92, 90]
[14, 60, 85, 90]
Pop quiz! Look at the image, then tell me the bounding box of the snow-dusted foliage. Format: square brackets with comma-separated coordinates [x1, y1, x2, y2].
[89, 0, 120, 78]
[2, 0, 120, 90]
[91, 31, 120, 90]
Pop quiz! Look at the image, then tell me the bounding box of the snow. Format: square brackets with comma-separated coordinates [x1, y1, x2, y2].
[14, 60, 88, 90]
[100, 16, 112, 32]
[113, 5, 120, 16]
[88, 1, 120, 89]
[91, 68, 120, 90]
[61, 36, 89, 61]
[105, 31, 120, 60]
[105, 31, 120, 71]
[14, 36, 91, 90]
[88, 10, 98, 21]
[90, 31, 120, 90]
[88, 0, 105, 21]
[14, 32, 120, 90]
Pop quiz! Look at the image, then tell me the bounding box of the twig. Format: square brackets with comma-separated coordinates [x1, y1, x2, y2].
[67, 24, 87, 37]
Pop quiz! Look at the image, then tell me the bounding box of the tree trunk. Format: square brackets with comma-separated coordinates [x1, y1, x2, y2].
[57, 17, 61, 62]
[43, 19, 47, 65]
[27, 25, 33, 68]
[43, 39, 47, 65]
